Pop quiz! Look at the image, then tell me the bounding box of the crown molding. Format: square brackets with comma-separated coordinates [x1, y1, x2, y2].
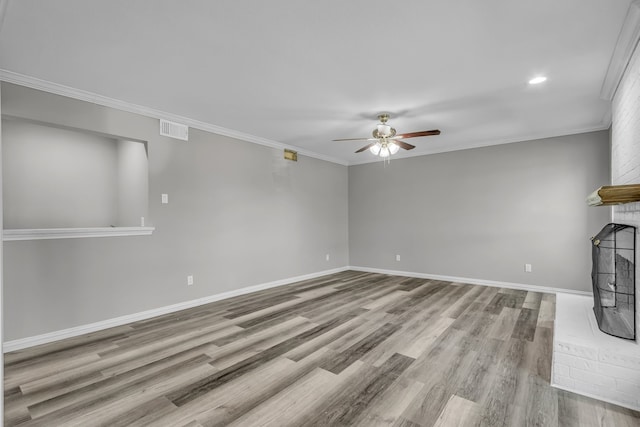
[600, 0, 640, 101]
[348, 124, 610, 166]
[0, 70, 349, 166]
[600, 107, 613, 129]
[0, 69, 610, 168]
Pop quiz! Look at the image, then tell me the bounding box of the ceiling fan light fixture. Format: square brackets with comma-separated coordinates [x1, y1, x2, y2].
[389, 142, 400, 155]
[369, 142, 382, 155]
[379, 146, 391, 158]
[529, 76, 547, 85]
[377, 124, 392, 136]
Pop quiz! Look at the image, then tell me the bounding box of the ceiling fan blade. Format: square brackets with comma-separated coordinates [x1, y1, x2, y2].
[393, 140, 415, 150]
[333, 137, 373, 142]
[355, 143, 375, 153]
[394, 129, 441, 139]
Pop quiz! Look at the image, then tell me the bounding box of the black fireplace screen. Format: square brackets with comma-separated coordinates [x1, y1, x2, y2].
[591, 223, 636, 340]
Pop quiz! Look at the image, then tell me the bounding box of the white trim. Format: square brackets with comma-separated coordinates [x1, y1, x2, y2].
[2, 265, 591, 352]
[348, 125, 611, 166]
[3, 266, 349, 352]
[2, 226, 155, 241]
[601, 108, 613, 129]
[600, 0, 640, 101]
[348, 265, 593, 296]
[551, 381, 640, 412]
[0, 70, 348, 166]
[0, 70, 614, 168]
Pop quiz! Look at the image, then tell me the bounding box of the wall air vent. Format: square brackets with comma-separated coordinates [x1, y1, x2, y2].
[159, 119, 189, 141]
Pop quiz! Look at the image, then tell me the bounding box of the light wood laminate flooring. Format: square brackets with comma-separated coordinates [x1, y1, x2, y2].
[5, 271, 640, 426]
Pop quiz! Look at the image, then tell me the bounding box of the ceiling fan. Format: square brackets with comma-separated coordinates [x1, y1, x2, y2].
[333, 114, 440, 158]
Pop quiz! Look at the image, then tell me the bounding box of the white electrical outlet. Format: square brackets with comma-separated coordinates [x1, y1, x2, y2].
[162, 194, 169, 204]
[187, 275, 194, 286]
[326, 254, 330, 261]
[396, 254, 401, 262]
[525, 264, 532, 273]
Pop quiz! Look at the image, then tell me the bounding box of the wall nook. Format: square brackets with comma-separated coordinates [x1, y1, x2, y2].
[1, 117, 153, 239]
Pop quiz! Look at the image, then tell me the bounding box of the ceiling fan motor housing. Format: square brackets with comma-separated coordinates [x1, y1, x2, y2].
[373, 113, 395, 138]
[373, 125, 396, 138]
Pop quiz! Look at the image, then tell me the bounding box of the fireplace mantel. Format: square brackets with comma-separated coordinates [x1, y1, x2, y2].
[587, 184, 640, 206]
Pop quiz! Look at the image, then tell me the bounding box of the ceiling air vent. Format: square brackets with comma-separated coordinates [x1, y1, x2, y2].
[159, 119, 189, 141]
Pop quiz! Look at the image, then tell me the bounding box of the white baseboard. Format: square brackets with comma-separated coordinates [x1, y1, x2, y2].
[4, 265, 591, 352]
[348, 266, 593, 297]
[3, 266, 349, 353]
[551, 381, 640, 412]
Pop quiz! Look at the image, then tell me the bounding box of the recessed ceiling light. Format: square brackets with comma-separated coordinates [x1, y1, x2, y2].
[529, 76, 547, 85]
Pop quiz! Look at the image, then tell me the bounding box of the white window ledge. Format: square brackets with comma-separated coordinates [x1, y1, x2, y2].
[2, 227, 155, 241]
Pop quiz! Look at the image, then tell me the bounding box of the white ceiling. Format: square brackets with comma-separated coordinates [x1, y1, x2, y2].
[0, 0, 632, 165]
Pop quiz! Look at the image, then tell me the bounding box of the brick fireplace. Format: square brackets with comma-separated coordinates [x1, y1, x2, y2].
[552, 2, 640, 410]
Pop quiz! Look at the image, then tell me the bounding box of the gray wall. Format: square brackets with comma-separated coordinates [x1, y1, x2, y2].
[2, 83, 349, 340]
[116, 139, 148, 226]
[2, 119, 119, 228]
[349, 131, 611, 292]
[0, 81, 5, 412]
[1, 80, 611, 342]
[2, 120, 149, 229]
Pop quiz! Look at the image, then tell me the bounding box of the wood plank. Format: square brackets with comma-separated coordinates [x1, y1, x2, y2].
[487, 307, 521, 341]
[167, 312, 358, 406]
[398, 316, 455, 359]
[433, 394, 480, 427]
[297, 353, 415, 425]
[225, 362, 362, 427]
[320, 322, 401, 374]
[206, 316, 317, 370]
[107, 396, 177, 427]
[394, 417, 424, 427]
[523, 291, 543, 310]
[223, 368, 336, 426]
[510, 308, 539, 341]
[588, 184, 640, 206]
[361, 290, 408, 310]
[440, 284, 486, 319]
[22, 357, 217, 427]
[196, 348, 349, 426]
[131, 356, 305, 426]
[352, 377, 425, 427]
[27, 353, 212, 419]
[538, 294, 556, 328]
[284, 315, 364, 362]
